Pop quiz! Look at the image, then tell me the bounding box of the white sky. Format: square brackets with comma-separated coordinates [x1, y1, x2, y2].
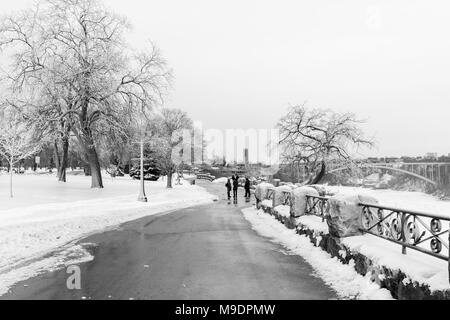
[1, 0, 449, 158]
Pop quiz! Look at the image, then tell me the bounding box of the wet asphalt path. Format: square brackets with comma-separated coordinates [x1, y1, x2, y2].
[1, 182, 337, 300]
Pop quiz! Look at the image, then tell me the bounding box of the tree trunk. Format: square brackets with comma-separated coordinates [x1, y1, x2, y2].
[310, 161, 326, 185]
[57, 136, 69, 182]
[72, 96, 104, 188]
[76, 133, 103, 188]
[167, 170, 173, 189]
[9, 160, 13, 198]
[86, 144, 103, 188]
[54, 140, 61, 175]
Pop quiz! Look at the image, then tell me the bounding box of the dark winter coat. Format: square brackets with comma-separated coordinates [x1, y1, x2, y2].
[225, 180, 232, 191]
[233, 179, 239, 190]
[244, 179, 251, 191]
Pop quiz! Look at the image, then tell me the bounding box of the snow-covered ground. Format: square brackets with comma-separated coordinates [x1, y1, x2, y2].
[242, 207, 393, 300]
[325, 185, 450, 217]
[296, 215, 330, 235]
[294, 215, 449, 292]
[321, 186, 450, 292]
[274, 205, 290, 218]
[0, 173, 217, 295]
[255, 183, 450, 294]
[261, 199, 273, 208]
[342, 235, 449, 292]
[213, 177, 228, 184]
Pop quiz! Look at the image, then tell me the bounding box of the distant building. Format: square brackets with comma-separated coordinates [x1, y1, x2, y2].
[385, 157, 400, 163]
[425, 153, 438, 160]
[244, 148, 249, 166]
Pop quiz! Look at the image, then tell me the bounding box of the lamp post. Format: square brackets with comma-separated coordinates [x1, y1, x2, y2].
[137, 138, 147, 202]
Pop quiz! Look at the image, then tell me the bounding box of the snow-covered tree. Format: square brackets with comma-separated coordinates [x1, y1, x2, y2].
[0, 109, 41, 197]
[0, 0, 172, 189]
[148, 109, 193, 189]
[277, 104, 374, 184]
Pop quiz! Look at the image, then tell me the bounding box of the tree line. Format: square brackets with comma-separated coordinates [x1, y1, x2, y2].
[0, 0, 194, 195]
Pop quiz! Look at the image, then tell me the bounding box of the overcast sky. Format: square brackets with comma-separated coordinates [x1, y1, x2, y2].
[1, 0, 449, 158]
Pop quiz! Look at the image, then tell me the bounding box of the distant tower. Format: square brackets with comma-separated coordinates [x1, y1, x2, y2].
[244, 148, 249, 167]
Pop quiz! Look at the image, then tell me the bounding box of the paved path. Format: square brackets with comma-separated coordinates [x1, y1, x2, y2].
[1, 182, 337, 300]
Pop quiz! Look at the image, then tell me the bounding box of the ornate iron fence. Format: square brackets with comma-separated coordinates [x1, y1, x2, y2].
[281, 191, 293, 207]
[271, 188, 450, 281]
[305, 195, 330, 222]
[266, 188, 275, 202]
[360, 202, 450, 281]
[196, 173, 216, 182]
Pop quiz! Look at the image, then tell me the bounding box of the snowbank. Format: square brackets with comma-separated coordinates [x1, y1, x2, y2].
[255, 183, 274, 201]
[292, 195, 450, 294]
[342, 235, 449, 292]
[273, 186, 293, 207]
[296, 215, 330, 235]
[274, 205, 290, 218]
[0, 174, 217, 295]
[261, 199, 273, 208]
[291, 186, 319, 217]
[242, 207, 393, 300]
[324, 185, 450, 218]
[213, 177, 228, 184]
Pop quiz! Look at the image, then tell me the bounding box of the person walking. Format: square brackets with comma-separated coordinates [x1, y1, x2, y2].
[232, 175, 239, 199]
[225, 178, 232, 200]
[244, 177, 251, 199]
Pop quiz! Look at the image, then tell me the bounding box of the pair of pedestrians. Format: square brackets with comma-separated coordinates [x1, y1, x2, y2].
[225, 175, 238, 200]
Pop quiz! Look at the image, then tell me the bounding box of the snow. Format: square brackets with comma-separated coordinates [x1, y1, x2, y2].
[274, 205, 290, 218]
[258, 182, 274, 189]
[213, 177, 228, 184]
[275, 185, 294, 193]
[242, 207, 393, 300]
[252, 183, 450, 294]
[261, 199, 273, 208]
[0, 244, 96, 297]
[291, 193, 449, 292]
[325, 185, 450, 218]
[380, 174, 394, 184]
[365, 173, 380, 182]
[0, 173, 217, 295]
[273, 186, 293, 207]
[341, 235, 449, 292]
[296, 215, 330, 235]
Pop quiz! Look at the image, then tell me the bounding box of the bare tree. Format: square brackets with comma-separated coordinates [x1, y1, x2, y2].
[277, 104, 374, 184]
[0, 0, 172, 188]
[0, 107, 41, 197]
[149, 109, 193, 189]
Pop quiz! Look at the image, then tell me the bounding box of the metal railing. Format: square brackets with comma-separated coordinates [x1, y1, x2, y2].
[359, 202, 450, 270]
[305, 195, 330, 222]
[281, 191, 293, 207]
[289, 194, 450, 282]
[196, 173, 216, 182]
[266, 188, 275, 203]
